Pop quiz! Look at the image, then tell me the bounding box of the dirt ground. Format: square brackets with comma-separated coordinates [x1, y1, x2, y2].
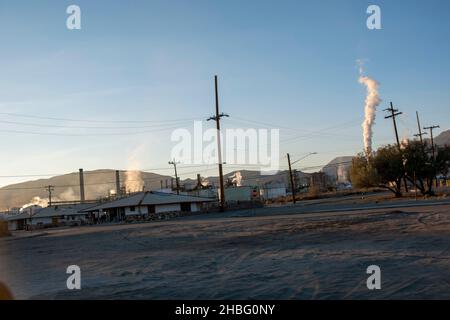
[1, 204, 450, 299]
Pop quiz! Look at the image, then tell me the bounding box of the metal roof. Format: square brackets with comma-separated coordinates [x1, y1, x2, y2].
[32, 204, 92, 218]
[81, 191, 216, 212]
[5, 203, 92, 221]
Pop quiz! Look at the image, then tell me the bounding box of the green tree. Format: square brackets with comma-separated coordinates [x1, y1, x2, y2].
[403, 140, 450, 195]
[372, 144, 404, 197]
[350, 153, 379, 189]
[436, 145, 450, 180]
[402, 140, 434, 195]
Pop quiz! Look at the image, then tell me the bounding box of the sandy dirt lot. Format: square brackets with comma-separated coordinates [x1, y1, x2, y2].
[1, 204, 450, 299]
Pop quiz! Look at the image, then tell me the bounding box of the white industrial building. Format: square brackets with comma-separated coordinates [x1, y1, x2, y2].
[260, 183, 287, 200]
[223, 186, 260, 202]
[6, 204, 92, 231]
[81, 191, 216, 220]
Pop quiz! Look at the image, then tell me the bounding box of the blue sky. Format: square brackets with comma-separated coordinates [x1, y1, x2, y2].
[0, 0, 449, 187]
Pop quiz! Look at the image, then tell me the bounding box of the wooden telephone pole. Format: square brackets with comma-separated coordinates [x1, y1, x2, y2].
[207, 75, 228, 211]
[45, 185, 54, 207]
[414, 111, 427, 147]
[424, 124, 440, 188]
[287, 153, 296, 204]
[384, 102, 409, 193]
[423, 125, 440, 160]
[168, 159, 180, 195]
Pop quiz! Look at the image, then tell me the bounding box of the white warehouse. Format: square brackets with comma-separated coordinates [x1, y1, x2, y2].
[81, 191, 216, 221]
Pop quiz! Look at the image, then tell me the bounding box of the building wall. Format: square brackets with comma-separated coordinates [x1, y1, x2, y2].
[123, 202, 205, 216]
[224, 186, 256, 202]
[261, 187, 286, 200]
[191, 203, 200, 212]
[125, 206, 148, 216]
[7, 221, 18, 231]
[8, 214, 88, 230]
[30, 217, 52, 226]
[155, 203, 181, 213]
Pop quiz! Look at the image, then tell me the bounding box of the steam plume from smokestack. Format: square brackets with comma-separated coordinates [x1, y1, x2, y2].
[232, 171, 242, 187]
[359, 72, 381, 156]
[125, 145, 145, 193]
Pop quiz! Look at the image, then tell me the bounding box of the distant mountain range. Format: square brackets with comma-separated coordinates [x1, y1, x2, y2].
[434, 129, 450, 147]
[0, 170, 172, 211]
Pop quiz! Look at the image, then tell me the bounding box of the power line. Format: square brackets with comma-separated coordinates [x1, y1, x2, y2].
[0, 112, 202, 124]
[0, 124, 188, 137]
[0, 119, 195, 130]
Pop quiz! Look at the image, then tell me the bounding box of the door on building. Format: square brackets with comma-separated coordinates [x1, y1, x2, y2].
[119, 208, 126, 220]
[180, 202, 191, 212]
[17, 219, 25, 230]
[147, 205, 155, 214]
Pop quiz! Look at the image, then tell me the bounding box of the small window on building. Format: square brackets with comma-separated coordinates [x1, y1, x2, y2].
[130, 206, 136, 212]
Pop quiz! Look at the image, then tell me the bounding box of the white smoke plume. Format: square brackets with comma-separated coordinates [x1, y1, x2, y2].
[358, 63, 381, 156]
[125, 145, 145, 193]
[400, 138, 409, 150]
[21, 196, 47, 210]
[56, 188, 76, 201]
[20, 188, 78, 211]
[232, 171, 243, 187]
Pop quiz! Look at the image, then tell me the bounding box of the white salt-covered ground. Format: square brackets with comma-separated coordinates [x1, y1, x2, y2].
[1, 204, 450, 299]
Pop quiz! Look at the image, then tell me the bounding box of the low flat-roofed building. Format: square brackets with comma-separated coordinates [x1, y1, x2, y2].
[6, 203, 93, 231]
[81, 191, 216, 221]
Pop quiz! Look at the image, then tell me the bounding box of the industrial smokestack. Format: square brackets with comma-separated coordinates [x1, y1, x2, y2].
[115, 170, 121, 196]
[197, 174, 202, 188]
[79, 168, 85, 203]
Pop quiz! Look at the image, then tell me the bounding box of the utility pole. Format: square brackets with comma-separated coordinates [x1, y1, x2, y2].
[287, 153, 296, 204]
[384, 102, 409, 193]
[384, 102, 403, 149]
[168, 159, 180, 195]
[207, 75, 229, 211]
[423, 125, 440, 160]
[424, 125, 440, 188]
[412, 111, 427, 194]
[414, 111, 427, 147]
[45, 185, 54, 207]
